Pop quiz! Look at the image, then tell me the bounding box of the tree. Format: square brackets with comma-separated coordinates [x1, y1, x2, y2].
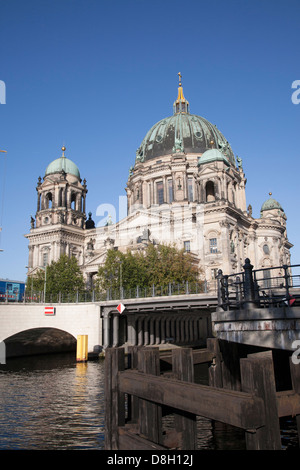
[27, 255, 85, 299]
[26, 269, 46, 293]
[96, 243, 200, 292]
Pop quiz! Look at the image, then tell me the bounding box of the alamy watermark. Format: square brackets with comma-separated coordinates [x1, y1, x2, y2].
[291, 80, 300, 104]
[292, 340, 300, 365]
[95, 195, 205, 248]
[0, 80, 6, 104]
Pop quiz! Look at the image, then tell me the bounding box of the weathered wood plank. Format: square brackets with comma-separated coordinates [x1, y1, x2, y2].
[118, 370, 265, 430]
[192, 348, 214, 364]
[289, 356, 300, 447]
[127, 346, 141, 423]
[240, 350, 281, 450]
[118, 426, 167, 450]
[160, 348, 214, 365]
[207, 338, 223, 388]
[172, 349, 197, 449]
[138, 348, 163, 445]
[105, 347, 125, 450]
[276, 390, 300, 418]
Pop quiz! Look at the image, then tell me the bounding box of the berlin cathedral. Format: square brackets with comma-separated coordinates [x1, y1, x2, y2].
[25, 75, 292, 289]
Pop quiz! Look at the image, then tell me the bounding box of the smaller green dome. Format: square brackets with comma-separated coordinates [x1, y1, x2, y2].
[198, 148, 230, 166]
[45, 147, 80, 179]
[261, 194, 284, 213]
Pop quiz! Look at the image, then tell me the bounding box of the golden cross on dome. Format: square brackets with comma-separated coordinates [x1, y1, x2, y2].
[178, 72, 182, 86]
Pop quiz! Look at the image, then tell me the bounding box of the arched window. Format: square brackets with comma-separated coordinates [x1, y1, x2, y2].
[206, 181, 215, 202]
[71, 193, 76, 210]
[58, 188, 63, 207]
[46, 192, 52, 209]
[188, 177, 193, 202]
[156, 181, 164, 205]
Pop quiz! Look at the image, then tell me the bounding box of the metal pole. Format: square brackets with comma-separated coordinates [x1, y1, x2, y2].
[44, 266, 47, 303]
[243, 258, 256, 309]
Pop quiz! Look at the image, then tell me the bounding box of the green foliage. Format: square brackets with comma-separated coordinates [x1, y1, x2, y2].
[26, 269, 46, 293]
[96, 243, 199, 291]
[27, 255, 85, 298]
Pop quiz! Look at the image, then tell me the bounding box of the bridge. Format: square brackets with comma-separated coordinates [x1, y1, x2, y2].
[0, 260, 299, 358]
[103, 261, 300, 451]
[0, 290, 218, 358]
[212, 259, 300, 351]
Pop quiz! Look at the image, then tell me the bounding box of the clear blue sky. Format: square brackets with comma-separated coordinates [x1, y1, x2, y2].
[0, 0, 299, 281]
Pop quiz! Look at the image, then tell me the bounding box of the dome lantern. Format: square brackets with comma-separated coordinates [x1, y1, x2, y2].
[173, 72, 190, 114]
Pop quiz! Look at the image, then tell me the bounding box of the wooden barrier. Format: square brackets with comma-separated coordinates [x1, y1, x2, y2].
[105, 340, 300, 450]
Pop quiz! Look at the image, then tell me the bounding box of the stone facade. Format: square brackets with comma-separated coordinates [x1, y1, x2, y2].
[25, 79, 293, 288]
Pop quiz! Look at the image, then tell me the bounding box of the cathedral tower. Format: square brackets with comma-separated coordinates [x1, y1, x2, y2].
[25, 147, 87, 274]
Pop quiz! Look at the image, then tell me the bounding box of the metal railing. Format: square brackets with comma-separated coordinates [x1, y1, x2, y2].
[16, 280, 218, 304]
[217, 259, 300, 310]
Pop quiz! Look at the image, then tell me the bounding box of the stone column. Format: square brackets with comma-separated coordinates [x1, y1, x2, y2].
[144, 318, 149, 345]
[150, 317, 155, 345]
[127, 315, 137, 346]
[155, 317, 160, 344]
[54, 185, 59, 209]
[137, 317, 144, 346]
[113, 314, 119, 347]
[165, 316, 171, 341]
[150, 179, 154, 205]
[176, 316, 181, 343]
[159, 316, 165, 344]
[170, 317, 176, 343]
[163, 176, 167, 203]
[102, 308, 111, 349]
[28, 246, 33, 268]
[37, 192, 41, 212]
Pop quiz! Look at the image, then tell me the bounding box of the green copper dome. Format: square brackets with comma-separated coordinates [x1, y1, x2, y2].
[198, 148, 230, 166]
[45, 147, 80, 179]
[135, 77, 235, 165]
[261, 194, 284, 214]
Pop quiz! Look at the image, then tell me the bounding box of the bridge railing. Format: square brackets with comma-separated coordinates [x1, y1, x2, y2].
[20, 280, 218, 304]
[217, 259, 300, 310]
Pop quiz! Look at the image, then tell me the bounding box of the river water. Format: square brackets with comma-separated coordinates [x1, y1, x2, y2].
[0, 353, 298, 450]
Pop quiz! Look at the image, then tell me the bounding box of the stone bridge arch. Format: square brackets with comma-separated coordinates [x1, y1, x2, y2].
[0, 303, 102, 357]
[4, 327, 77, 358]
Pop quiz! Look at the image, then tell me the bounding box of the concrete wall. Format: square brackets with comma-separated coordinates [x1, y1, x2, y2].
[212, 306, 300, 351]
[0, 303, 102, 355]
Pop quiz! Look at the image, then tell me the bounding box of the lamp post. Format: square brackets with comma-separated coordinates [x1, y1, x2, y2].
[39, 265, 48, 303]
[44, 265, 47, 303]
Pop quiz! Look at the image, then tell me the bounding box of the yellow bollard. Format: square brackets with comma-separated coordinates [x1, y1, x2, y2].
[76, 335, 88, 362]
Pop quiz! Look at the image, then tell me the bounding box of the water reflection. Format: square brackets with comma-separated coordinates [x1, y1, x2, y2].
[0, 354, 297, 450]
[0, 354, 105, 450]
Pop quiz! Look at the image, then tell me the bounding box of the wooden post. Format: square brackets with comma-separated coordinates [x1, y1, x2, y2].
[240, 350, 281, 450]
[105, 347, 125, 450]
[127, 346, 141, 423]
[207, 338, 223, 388]
[289, 356, 300, 447]
[172, 348, 197, 449]
[219, 340, 241, 391]
[137, 348, 163, 445]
